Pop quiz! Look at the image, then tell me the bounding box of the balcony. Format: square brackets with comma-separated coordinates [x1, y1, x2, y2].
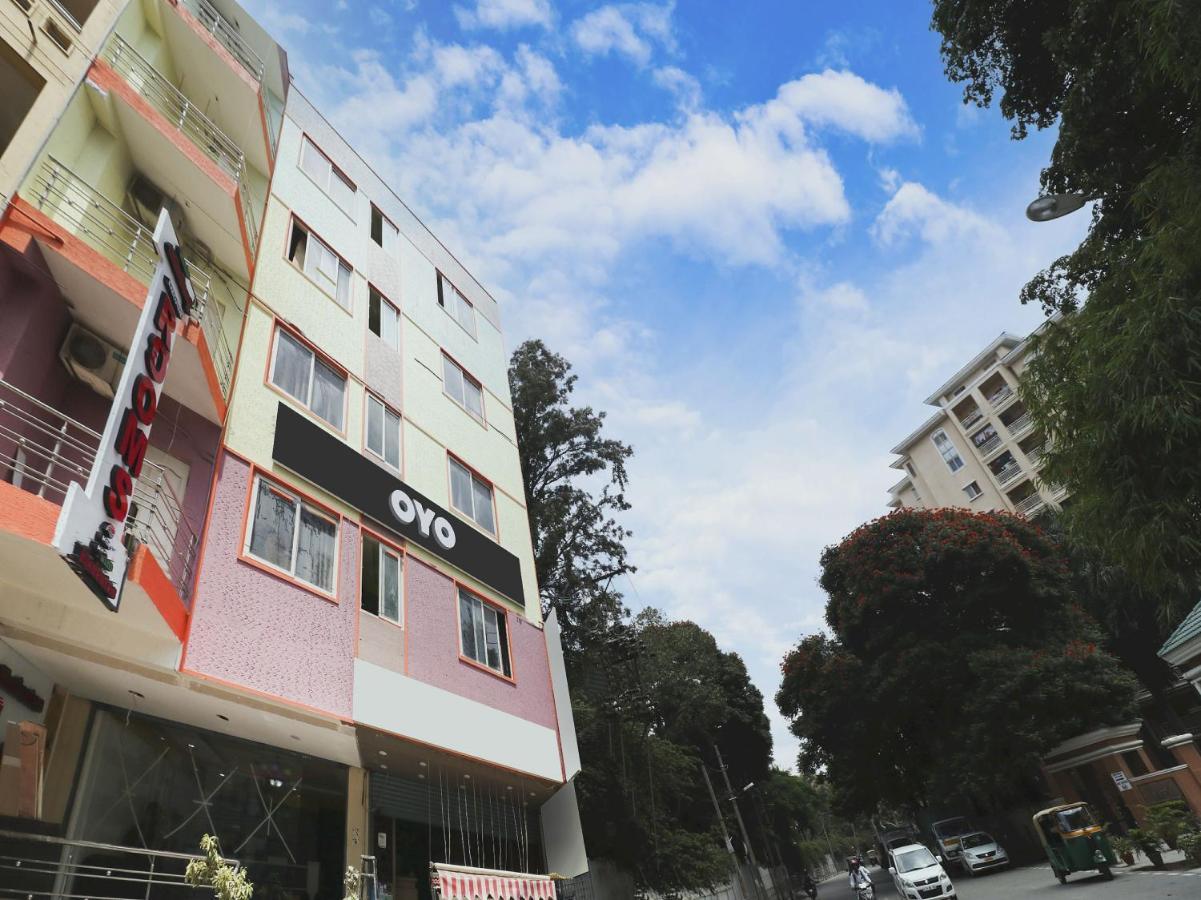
[959, 407, 984, 429]
[0, 379, 198, 598]
[97, 34, 259, 261]
[995, 461, 1023, 486]
[973, 432, 1002, 457]
[1014, 492, 1047, 518]
[21, 157, 238, 416]
[1006, 410, 1034, 438]
[987, 383, 1015, 410]
[1025, 444, 1046, 468]
[178, 0, 265, 83]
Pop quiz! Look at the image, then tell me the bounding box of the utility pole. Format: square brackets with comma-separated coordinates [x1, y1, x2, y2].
[714, 745, 767, 900]
[701, 761, 750, 900]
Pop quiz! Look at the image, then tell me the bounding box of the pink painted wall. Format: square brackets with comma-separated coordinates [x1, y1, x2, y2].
[404, 556, 557, 730]
[184, 452, 357, 718]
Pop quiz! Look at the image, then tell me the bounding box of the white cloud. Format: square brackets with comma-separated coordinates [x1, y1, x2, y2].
[872, 181, 1001, 247]
[454, 0, 552, 31]
[572, 2, 676, 66]
[652, 65, 702, 111]
[768, 69, 919, 144]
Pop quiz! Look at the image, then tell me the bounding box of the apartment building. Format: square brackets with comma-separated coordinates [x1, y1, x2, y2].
[0, 2, 585, 898]
[887, 329, 1065, 519]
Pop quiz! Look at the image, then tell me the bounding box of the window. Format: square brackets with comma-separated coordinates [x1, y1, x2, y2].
[361, 534, 402, 623]
[368, 286, 400, 350]
[288, 219, 352, 310]
[458, 588, 510, 676]
[437, 273, 477, 339]
[300, 136, 356, 215]
[270, 328, 347, 430]
[931, 429, 965, 472]
[365, 395, 401, 470]
[370, 204, 398, 253]
[449, 456, 495, 534]
[963, 481, 983, 500]
[245, 475, 337, 593]
[442, 354, 484, 422]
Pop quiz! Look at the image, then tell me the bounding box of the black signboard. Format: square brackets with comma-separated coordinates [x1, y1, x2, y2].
[271, 403, 525, 604]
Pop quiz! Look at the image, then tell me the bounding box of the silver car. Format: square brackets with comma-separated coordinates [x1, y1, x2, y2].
[957, 831, 1009, 876]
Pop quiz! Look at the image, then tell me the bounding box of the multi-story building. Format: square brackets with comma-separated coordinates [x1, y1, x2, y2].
[886, 328, 1065, 519]
[0, 2, 585, 897]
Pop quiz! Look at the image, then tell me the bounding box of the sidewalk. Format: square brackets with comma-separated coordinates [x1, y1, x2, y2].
[1123, 848, 1201, 875]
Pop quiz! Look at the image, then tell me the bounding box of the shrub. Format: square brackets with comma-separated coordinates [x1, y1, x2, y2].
[1145, 800, 1196, 850]
[184, 835, 253, 900]
[1180, 832, 1201, 867]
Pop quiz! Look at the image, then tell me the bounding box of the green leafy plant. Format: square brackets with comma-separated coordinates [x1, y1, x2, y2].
[343, 866, 362, 900]
[184, 835, 253, 900]
[1179, 832, 1201, 867]
[1145, 800, 1196, 850]
[1109, 835, 1134, 863]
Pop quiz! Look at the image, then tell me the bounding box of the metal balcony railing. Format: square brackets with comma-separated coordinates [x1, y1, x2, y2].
[1006, 410, 1033, 437]
[0, 829, 239, 899]
[973, 433, 1002, 456]
[177, 0, 265, 83]
[103, 33, 244, 180]
[28, 157, 235, 394]
[0, 378, 200, 599]
[986, 384, 1014, 408]
[1026, 444, 1046, 467]
[1014, 492, 1046, 517]
[958, 408, 983, 429]
[995, 461, 1022, 486]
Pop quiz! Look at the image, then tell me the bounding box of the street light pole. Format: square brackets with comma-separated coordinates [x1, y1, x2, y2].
[701, 762, 751, 900]
[714, 745, 767, 900]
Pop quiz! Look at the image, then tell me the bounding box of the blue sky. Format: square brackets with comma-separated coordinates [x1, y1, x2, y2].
[246, 0, 1090, 767]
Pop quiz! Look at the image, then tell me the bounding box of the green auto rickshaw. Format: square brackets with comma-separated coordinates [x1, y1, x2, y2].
[1033, 803, 1117, 884]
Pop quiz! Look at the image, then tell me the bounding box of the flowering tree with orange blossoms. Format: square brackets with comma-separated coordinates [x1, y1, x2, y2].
[776, 508, 1137, 814]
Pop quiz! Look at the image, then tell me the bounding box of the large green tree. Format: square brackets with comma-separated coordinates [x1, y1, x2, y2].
[508, 340, 634, 651]
[777, 508, 1138, 815]
[931, 0, 1201, 610]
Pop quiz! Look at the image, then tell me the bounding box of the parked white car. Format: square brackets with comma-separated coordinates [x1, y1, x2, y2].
[956, 831, 1009, 876]
[888, 843, 957, 899]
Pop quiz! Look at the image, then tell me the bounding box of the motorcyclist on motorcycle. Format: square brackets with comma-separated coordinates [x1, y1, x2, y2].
[848, 856, 873, 894]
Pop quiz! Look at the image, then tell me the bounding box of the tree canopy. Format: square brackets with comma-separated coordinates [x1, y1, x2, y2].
[930, 0, 1201, 607]
[777, 508, 1138, 815]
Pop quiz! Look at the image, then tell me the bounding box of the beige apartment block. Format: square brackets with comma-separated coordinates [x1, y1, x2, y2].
[888, 328, 1066, 518]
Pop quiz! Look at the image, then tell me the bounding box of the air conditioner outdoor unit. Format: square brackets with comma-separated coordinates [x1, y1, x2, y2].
[59, 324, 126, 399]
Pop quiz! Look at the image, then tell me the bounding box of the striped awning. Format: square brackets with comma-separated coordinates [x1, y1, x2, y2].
[432, 864, 557, 900]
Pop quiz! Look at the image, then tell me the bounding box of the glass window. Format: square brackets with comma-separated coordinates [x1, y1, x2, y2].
[371, 204, 398, 252]
[270, 328, 347, 430]
[442, 354, 484, 422]
[368, 286, 400, 349]
[288, 220, 352, 310]
[301, 136, 356, 216]
[245, 475, 337, 593]
[449, 457, 495, 534]
[932, 429, 965, 472]
[365, 395, 400, 469]
[458, 589, 510, 676]
[438, 273, 477, 339]
[963, 481, 982, 500]
[361, 534, 402, 623]
[896, 848, 937, 873]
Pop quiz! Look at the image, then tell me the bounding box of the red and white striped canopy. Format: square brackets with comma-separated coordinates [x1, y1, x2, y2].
[432, 864, 557, 900]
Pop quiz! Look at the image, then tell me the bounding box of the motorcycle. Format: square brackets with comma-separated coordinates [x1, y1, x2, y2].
[853, 885, 874, 900]
[802, 875, 818, 900]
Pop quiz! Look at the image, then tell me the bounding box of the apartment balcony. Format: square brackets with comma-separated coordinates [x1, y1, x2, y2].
[987, 383, 1016, 411]
[959, 407, 984, 429]
[0, 379, 193, 670]
[94, 34, 259, 264]
[1006, 410, 1034, 438]
[1025, 444, 1046, 468]
[16, 157, 240, 419]
[973, 432, 1002, 457]
[995, 460, 1023, 486]
[177, 0, 265, 83]
[1013, 491, 1047, 518]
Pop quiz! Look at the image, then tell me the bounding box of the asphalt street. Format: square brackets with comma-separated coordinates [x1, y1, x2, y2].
[817, 863, 1201, 899]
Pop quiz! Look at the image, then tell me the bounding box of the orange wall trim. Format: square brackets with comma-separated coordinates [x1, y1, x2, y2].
[128, 545, 190, 642]
[171, 1, 262, 95]
[0, 482, 60, 544]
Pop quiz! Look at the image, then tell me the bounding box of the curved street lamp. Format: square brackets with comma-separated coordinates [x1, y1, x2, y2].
[1025, 193, 1089, 222]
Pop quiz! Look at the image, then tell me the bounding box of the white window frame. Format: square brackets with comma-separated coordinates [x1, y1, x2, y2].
[441, 353, 485, 424]
[438, 273, 478, 339]
[361, 532, 403, 625]
[931, 428, 965, 473]
[368, 285, 400, 350]
[370, 203, 399, 253]
[244, 474, 339, 594]
[448, 456, 496, 535]
[364, 394, 401, 471]
[457, 588, 511, 677]
[269, 327, 348, 431]
[963, 481, 983, 501]
[300, 135, 356, 217]
[288, 219, 352, 311]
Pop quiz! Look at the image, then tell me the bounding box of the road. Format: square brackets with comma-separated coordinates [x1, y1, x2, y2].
[817, 863, 1201, 898]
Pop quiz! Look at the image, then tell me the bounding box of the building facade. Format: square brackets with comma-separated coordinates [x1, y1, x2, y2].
[887, 329, 1064, 519]
[0, 2, 585, 897]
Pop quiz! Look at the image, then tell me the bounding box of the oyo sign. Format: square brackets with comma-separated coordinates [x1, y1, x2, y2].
[389, 489, 456, 550]
[53, 209, 194, 611]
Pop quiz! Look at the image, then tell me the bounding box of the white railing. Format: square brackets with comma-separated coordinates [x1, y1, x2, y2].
[28, 157, 235, 394]
[0, 378, 199, 599]
[959, 408, 983, 429]
[995, 461, 1022, 485]
[177, 0, 265, 82]
[987, 384, 1014, 408]
[1006, 411, 1033, 437]
[973, 433, 1002, 456]
[1026, 444, 1046, 467]
[1014, 492, 1046, 517]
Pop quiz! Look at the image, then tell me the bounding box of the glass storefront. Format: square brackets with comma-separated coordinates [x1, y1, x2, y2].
[60, 706, 348, 899]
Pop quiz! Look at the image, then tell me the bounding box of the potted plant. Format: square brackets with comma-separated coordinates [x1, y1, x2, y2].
[185, 834, 254, 900]
[1109, 835, 1136, 866]
[1127, 829, 1164, 868]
